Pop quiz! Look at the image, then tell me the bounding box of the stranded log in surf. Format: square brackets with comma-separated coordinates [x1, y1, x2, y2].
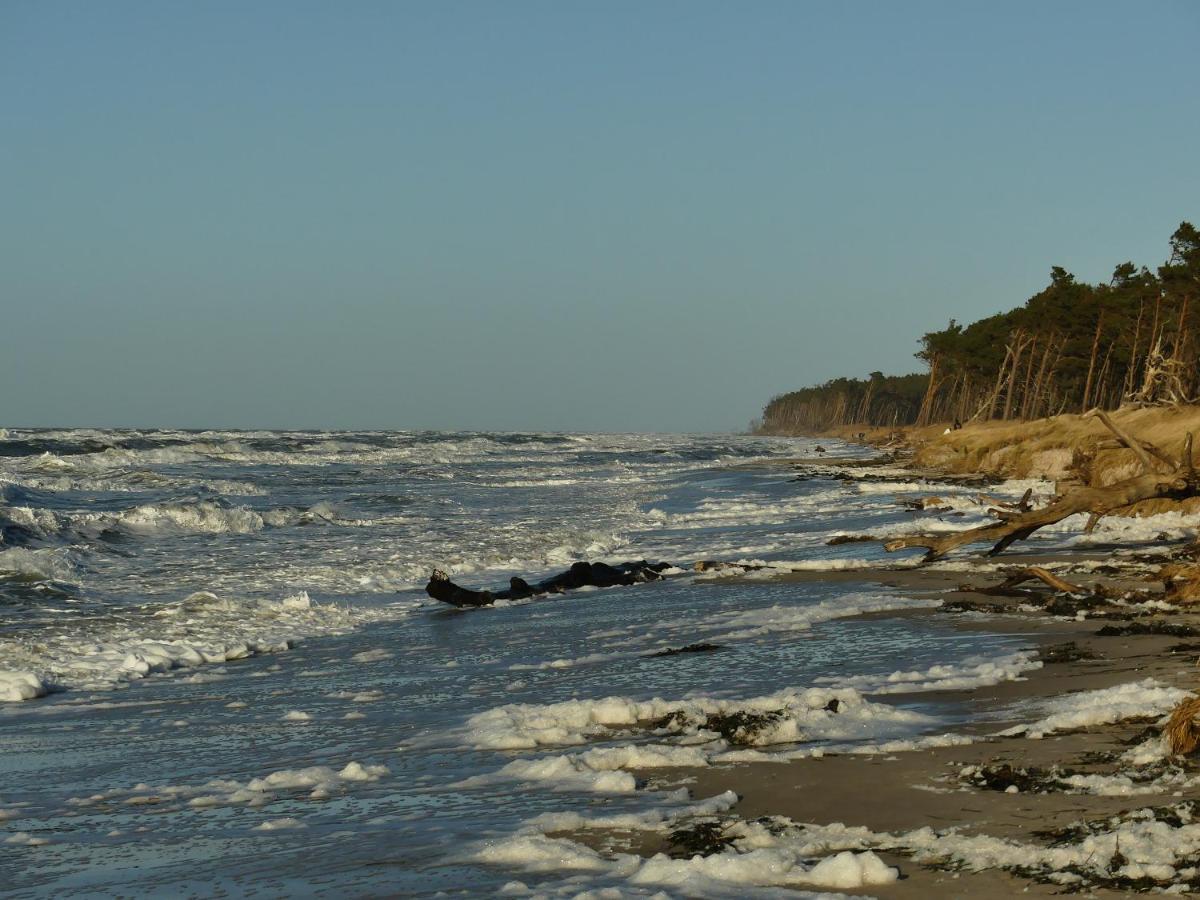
[425, 560, 673, 608]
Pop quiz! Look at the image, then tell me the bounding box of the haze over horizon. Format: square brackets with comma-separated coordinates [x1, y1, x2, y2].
[3, 1, 1198, 432]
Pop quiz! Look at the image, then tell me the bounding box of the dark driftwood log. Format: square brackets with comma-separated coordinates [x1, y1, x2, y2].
[426, 560, 671, 608]
[884, 411, 1198, 563]
[982, 487, 1034, 519]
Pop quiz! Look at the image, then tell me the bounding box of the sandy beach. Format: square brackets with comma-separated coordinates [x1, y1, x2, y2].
[538, 441, 1200, 897]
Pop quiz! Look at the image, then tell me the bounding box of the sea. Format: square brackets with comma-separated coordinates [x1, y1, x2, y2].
[0, 428, 1065, 897]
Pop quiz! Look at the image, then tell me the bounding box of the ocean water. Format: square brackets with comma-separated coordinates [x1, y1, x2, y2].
[0, 429, 1039, 897]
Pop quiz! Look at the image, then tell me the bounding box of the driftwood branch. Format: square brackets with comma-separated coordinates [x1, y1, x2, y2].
[885, 419, 1199, 562]
[969, 566, 1087, 597]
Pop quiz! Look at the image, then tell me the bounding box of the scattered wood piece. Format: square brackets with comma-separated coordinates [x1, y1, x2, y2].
[1161, 564, 1200, 604]
[1166, 696, 1200, 756]
[975, 566, 1088, 596]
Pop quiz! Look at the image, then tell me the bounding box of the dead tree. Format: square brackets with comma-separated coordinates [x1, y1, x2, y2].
[884, 410, 1198, 562]
[1128, 338, 1193, 406]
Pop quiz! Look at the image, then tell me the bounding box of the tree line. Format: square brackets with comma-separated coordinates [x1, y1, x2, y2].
[758, 222, 1200, 434]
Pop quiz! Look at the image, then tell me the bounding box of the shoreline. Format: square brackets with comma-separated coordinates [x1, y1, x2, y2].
[549, 445, 1200, 896]
[661, 569, 1198, 896]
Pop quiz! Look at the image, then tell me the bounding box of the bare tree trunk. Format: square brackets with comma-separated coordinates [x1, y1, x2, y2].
[1124, 298, 1146, 401]
[917, 356, 940, 427]
[1018, 336, 1038, 419]
[986, 345, 1014, 421]
[884, 412, 1198, 561]
[1081, 312, 1105, 413]
[1028, 336, 1057, 420]
[1174, 293, 1190, 363]
[1002, 332, 1032, 421]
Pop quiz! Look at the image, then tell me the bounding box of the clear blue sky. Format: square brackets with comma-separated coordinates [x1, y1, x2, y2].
[2, 1, 1197, 432]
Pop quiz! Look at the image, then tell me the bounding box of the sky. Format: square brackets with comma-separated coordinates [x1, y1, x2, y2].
[2, 1, 1198, 432]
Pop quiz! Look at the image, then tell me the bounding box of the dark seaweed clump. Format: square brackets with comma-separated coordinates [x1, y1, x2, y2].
[1097, 621, 1200, 638]
[1040, 642, 1098, 664]
[667, 820, 736, 859]
[650, 709, 787, 745]
[650, 643, 722, 658]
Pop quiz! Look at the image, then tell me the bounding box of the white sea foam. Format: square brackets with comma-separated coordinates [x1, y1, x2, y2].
[999, 679, 1189, 739]
[476, 799, 1200, 894]
[69, 760, 390, 811]
[819, 650, 1042, 694]
[457, 745, 711, 794]
[0, 671, 49, 702]
[253, 817, 307, 831]
[0, 547, 78, 582]
[463, 683, 934, 752]
[473, 830, 896, 894]
[0, 590, 411, 700]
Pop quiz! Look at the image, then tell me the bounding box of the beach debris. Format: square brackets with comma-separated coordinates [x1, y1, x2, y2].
[666, 819, 737, 858]
[958, 567, 1128, 616]
[959, 763, 1063, 794]
[897, 495, 954, 513]
[979, 487, 1034, 517]
[425, 560, 672, 608]
[980, 566, 1090, 596]
[1040, 642, 1098, 664]
[650, 643, 722, 658]
[884, 410, 1199, 561]
[651, 708, 788, 746]
[1096, 621, 1200, 638]
[1166, 696, 1200, 756]
[692, 560, 769, 573]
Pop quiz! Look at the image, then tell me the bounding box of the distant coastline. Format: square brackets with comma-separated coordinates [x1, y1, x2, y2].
[756, 221, 1198, 435]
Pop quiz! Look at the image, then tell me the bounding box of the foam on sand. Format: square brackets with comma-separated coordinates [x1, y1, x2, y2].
[463, 683, 935, 751]
[999, 678, 1189, 739]
[476, 797, 1200, 895]
[473, 831, 897, 894]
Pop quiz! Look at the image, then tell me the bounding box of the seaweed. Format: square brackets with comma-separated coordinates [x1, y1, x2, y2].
[649, 708, 788, 745]
[666, 820, 736, 859]
[1096, 621, 1200, 637]
[701, 709, 786, 744]
[1039, 641, 1098, 664]
[959, 764, 1075, 794]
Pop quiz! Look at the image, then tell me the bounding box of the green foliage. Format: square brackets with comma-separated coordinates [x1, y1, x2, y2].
[758, 221, 1198, 433]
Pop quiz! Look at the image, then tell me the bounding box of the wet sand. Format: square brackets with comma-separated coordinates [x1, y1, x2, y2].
[561, 555, 1200, 897]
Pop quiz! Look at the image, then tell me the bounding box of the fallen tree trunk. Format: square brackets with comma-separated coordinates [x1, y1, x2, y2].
[884, 411, 1198, 562]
